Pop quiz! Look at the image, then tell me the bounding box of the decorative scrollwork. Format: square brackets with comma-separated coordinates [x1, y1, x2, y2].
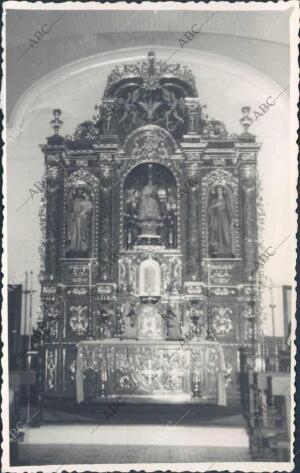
[105, 51, 197, 96]
[46, 350, 56, 391]
[65, 169, 99, 192]
[73, 120, 98, 141]
[202, 119, 228, 139]
[124, 125, 176, 159]
[212, 307, 233, 335]
[224, 361, 233, 386]
[69, 305, 89, 335]
[210, 264, 235, 284]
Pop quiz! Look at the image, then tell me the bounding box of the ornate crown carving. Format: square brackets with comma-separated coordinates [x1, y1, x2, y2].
[104, 51, 197, 98]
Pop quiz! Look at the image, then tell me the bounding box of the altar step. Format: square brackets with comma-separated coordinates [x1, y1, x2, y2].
[39, 401, 242, 426]
[22, 424, 249, 447]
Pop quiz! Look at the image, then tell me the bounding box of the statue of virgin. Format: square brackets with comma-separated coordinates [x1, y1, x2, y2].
[208, 185, 234, 257]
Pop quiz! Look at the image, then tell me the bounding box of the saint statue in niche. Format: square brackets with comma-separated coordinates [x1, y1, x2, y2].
[138, 178, 161, 221]
[124, 163, 178, 248]
[208, 185, 234, 257]
[66, 189, 93, 257]
[137, 164, 163, 243]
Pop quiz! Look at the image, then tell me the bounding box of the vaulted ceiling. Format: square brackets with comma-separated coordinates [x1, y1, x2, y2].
[6, 8, 291, 118]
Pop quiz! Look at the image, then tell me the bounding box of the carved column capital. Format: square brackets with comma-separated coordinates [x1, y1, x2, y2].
[186, 162, 200, 190]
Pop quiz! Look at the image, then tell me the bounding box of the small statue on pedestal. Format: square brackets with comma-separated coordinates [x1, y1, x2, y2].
[163, 304, 180, 340]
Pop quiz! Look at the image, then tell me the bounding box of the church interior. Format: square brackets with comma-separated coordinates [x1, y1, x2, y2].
[6, 9, 293, 467]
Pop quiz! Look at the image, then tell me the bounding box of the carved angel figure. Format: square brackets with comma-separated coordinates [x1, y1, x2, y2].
[119, 89, 141, 124]
[161, 88, 186, 129]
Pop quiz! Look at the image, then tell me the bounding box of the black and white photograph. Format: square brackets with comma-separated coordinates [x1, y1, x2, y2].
[2, 2, 299, 471]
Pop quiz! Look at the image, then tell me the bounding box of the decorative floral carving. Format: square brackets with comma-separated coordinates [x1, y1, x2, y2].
[42, 286, 56, 294]
[202, 120, 228, 139]
[46, 154, 62, 165]
[243, 286, 257, 296]
[124, 125, 176, 157]
[44, 305, 60, 320]
[106, 51, 196, 95]
[65, 265, 90, 284]
[242, 305, 255, 318]
[100, 153, 113, 161]
[186, 152, 201, 160]
[69, 305, 89, 335]
[212, 157, 226, 166]
[65, 169, 99, 192]
[99, 164, 112, 178]
[46, 350, 56, 391]
[185, 284, 203, 295]
[76, 160, 89, 168]
[210, 287, 235, 296]
[67, 359, 76, 382]
[97, 285, 114, 295]
[224, 361, 233, 386]
[244, 319, 254, 341]
[212, 307, 233, 335]
[131, 134, 169, 160]
[73, 120, 98, 141]
[38, 181, 47, 282]
[210, 264, 234, 284]
[66, 287, 88, 295]
[187, 162, 199, 179]
[47, 166, 60, 180]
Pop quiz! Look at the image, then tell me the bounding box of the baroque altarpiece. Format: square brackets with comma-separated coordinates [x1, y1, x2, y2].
[38, 52, 261, 404]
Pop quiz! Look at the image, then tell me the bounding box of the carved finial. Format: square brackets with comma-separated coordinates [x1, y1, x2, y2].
[201, 104, 209, 120]
[148, 50, 155, 62]
[50, 109, 63, 135]
[147, 51, 156, 83]
[240, 106, 252, 133]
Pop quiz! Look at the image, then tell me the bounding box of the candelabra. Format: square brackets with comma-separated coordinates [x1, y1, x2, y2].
[192, 369, 202, 398]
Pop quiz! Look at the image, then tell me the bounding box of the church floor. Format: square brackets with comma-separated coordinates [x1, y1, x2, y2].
[15, 404, 250, 465]
[16, 423, 250, 465]
[18, 444, 251, 465]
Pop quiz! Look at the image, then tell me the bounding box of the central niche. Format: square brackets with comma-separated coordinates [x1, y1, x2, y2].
[123, 163, 177, 248]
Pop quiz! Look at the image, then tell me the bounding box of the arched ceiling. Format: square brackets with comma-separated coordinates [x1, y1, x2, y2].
[6, 8, 291, 119]
[6, 9, 291, 47]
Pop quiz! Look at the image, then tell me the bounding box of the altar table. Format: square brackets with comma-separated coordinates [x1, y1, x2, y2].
[76, 339, 227, 405]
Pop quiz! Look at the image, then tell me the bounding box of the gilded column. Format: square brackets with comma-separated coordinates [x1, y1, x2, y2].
[240, 162, 258, 281]
[45, 158, 64, 279]
[99, 159, 114, 280]
[186, 162, 200, 279]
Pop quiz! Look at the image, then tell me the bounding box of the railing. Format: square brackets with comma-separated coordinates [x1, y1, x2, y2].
[238, 346, 290, 461]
